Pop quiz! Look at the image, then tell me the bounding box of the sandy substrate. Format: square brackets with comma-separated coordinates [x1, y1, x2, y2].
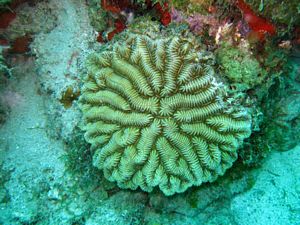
[0, 58, 65, 223]
[231, 145, 300, 225]
[0, 0, 299, 224]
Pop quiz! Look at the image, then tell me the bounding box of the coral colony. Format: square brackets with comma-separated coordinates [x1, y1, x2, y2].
[80, 34, 251, 195]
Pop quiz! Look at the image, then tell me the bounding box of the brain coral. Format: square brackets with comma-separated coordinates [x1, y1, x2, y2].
[80, 34, 252, 195]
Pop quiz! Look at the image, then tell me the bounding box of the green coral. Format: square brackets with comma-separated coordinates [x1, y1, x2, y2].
[80, 34, 252, 196]
[216, 42, 264, 91]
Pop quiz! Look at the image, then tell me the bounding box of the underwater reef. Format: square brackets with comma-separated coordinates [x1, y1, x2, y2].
[0, 0, 299, 224]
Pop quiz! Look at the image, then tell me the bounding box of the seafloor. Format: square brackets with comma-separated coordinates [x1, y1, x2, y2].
[0, 0, 299, 224]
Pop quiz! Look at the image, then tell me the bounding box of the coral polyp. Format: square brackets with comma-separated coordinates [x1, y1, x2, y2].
[79, 34, 252, 195]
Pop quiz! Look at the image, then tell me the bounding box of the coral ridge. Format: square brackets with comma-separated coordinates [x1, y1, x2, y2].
[80, 34, 252, 195]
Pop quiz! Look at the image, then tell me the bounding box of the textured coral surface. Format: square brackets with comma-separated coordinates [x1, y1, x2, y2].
[80, 34, 252, 195]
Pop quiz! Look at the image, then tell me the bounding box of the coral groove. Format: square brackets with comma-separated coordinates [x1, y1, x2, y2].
[80, 34, 252, 195]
